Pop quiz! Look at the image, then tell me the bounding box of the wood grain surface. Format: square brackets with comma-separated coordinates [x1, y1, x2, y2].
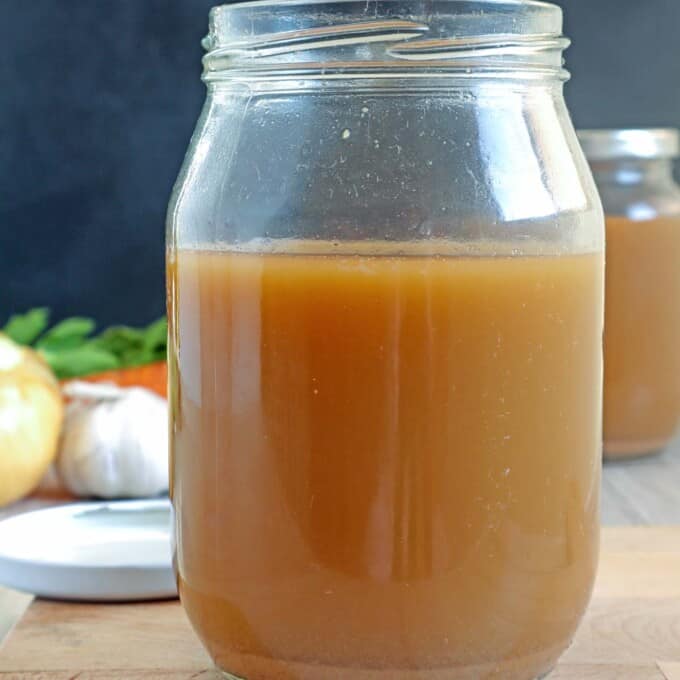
[601, 438, 680, 526]
[2, 527, 680, 679]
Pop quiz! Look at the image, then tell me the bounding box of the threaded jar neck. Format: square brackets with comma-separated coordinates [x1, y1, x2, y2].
[202, 0, 570, 82]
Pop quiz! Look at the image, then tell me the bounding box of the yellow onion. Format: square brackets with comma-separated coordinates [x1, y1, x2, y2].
[0, 333, 63, 507]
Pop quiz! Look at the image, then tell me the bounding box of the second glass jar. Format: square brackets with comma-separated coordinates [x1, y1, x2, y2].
[580, 128, 680, 459]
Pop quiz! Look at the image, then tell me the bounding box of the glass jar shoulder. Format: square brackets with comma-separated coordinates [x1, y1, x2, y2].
[167, 83, 602, 256]
[597, 181, 680, 220]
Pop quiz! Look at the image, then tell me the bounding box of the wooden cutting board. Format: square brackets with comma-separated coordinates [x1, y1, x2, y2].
[1, 527, 680, 679]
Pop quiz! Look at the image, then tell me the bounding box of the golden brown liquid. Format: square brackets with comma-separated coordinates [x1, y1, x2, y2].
[604, 216, 680, 458]
[169, 245, 603, 680]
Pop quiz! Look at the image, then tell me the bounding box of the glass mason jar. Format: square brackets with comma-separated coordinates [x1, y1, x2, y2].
[167, 2, 604, 678]
[579, 129, 680, 459]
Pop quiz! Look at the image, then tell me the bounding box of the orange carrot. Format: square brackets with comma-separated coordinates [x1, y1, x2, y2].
[62, 361, 167, 398]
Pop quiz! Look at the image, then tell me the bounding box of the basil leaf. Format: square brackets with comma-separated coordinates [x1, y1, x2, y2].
[143, 318, 168, 359]
[122, 348, 156, 368]
[93, 326, 144, 355]
[36, 317, 96, 351]
[3, 308, 50, 345]
[41, 345, 120, 379]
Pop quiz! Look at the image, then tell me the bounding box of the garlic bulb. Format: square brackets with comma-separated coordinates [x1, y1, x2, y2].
[58, 382, 168, 499]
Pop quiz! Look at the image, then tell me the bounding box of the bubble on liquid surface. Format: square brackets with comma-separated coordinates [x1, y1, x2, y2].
[342, 129, 351, 140]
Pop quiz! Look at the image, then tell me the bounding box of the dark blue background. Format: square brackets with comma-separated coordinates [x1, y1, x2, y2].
[2, 0, 679, 326]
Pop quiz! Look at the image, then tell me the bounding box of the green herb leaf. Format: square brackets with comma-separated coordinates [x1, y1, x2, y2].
[143, 318, 168, 358]
[3, 308, 50, 345]
[92, 326, 145, 358]
[91, 319, 167, 367]
[40, 345, 120, 379]
[36, 317, 96, 351]
[4, 308, 168, 377]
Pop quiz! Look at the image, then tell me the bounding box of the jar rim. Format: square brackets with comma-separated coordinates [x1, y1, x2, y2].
[203, 0, 568, 81]
[578, 129, 679, 161]
[213, 0, 557, 11]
